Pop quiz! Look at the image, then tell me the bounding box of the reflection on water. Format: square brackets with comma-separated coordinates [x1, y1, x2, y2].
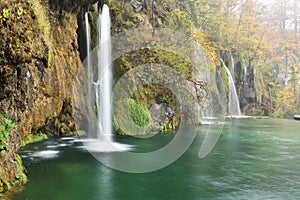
[13, 119, 300, 200]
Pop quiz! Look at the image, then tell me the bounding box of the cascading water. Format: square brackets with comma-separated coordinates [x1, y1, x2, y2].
[97, 4, 113, 140]
[83, 5, 132, 152]
[221, 60, 241, 116]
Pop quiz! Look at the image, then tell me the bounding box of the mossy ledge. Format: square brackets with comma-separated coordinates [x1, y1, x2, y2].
[21, 132, 48, 146]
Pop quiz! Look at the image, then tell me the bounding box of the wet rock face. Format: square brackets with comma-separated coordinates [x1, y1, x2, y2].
[235, 61, 256, 112]
[0, 0, 98, 193]
[0, 0, 83, 136]
[40, 101, 76, 136]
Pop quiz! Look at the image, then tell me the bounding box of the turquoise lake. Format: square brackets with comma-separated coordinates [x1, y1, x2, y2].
[13, 119, 300, 200]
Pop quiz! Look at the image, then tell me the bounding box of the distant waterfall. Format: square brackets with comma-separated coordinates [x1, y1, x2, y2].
[221, 60, 241, 116]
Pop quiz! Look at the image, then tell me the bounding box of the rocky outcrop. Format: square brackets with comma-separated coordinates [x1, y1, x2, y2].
[0, 0, 84, 137]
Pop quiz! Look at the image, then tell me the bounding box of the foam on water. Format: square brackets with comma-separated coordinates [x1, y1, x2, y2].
[31, 150, 60, 159]
[79, 139, 134, 152]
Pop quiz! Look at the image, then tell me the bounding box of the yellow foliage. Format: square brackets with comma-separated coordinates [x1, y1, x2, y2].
[273, 88, 298, 118]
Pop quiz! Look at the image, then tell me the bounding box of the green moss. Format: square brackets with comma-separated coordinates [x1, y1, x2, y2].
[0, 154, 27, 194]
[220, 64, 230, 94]
[114, 98, 151, 135]
[21, 132, 48, 146]
[103, 0, 138, 34]
[0, 114, 14, 152]
[0, 174, 27, 194]
[129, 99, 151, 127]
[30, 0, 49, 34]
[64, 130, 86, 137]
[30, 0, 52, 67]
[114, 48, 193, 82]
[15, 153, 27, 185]
[88, 10, 99, 49]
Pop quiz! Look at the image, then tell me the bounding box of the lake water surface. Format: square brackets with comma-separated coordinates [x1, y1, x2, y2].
[13, 119, 300, 200]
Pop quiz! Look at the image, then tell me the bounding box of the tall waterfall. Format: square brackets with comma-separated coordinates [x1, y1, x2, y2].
[222, 61, 241, 116]
[81, 5, 133, 153]
[85, 5, 113, 140]
[97, 4, 113, 139]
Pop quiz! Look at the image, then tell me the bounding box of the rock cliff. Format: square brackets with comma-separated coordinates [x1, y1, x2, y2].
[0, 0, 96, 193]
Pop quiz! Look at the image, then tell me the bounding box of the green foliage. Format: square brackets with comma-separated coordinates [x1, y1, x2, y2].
[2, 8, 9, 18]
[160, 122, 176, 133]
[165, 8, 193, 34]
[0, 114, 14, 152]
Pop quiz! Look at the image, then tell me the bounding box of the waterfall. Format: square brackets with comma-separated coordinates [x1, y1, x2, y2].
[97, 4, 113, 139]
[86, 4, 112, 140]
[85, 13, 93, 130]
[221, 60, 241, 116]
[82, 5, 133, 153]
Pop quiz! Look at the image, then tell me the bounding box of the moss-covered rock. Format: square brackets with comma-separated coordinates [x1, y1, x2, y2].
[114, 98, 152, 135]
[0, 0, 96, 194]
[21, 132, 48, 146]
[0, 0, 82, 137]
[0, 116, 27, 194]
